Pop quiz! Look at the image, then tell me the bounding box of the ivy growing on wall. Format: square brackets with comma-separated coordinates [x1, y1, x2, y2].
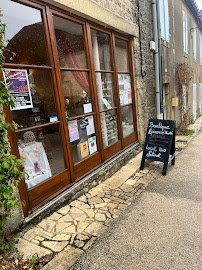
[0, 11, 25, 241]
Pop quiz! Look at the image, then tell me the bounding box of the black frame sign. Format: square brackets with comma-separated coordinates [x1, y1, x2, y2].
[140, 119, 175, 175]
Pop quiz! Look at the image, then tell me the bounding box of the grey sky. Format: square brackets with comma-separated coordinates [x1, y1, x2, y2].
[194, 0, 202, 10]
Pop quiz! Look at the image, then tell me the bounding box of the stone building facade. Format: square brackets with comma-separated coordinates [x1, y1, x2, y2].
[1, 0, 156, 232]
[160, 0, 202, 127]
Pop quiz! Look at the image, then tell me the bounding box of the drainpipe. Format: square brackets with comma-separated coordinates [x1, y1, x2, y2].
[151, 0, 162, 119]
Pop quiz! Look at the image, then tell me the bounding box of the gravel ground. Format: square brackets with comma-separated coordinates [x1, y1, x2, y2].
[72, 131, 202, 270]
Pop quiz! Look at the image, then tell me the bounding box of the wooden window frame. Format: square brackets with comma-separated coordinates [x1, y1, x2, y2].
[4, 0, 138, 216]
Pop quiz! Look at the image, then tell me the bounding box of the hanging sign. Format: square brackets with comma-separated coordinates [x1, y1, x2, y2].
[3, 69, 33, 110]
[140, 119, 175, 175]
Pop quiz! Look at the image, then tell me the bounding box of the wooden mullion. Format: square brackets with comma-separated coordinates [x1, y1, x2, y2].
[99, 107, 118, 113]
[15, 121, 61, 134]
[95, 70, 114, 73]
[128, 39, 138, 137]
[85, 23, 104, 162]
[45, 7, 75, 181]
[50, 8, 86, 26]
[111, 33, 124, 148]
[60, 67, 90, 72]
[4, 106, 30, 216]
[120, 103, 133, 108]
[68, 112, 95, 121]
[3, 63, 52, 70]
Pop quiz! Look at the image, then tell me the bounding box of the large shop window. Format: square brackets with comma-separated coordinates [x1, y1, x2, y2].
[2, 0, 137, 215]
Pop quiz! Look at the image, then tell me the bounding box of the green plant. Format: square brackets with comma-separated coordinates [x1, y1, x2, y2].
[0, 11, 25, 243]
[185, 129, 194, 136]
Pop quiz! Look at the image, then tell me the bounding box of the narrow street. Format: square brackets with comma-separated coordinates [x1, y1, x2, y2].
[72, 130, 202, 270]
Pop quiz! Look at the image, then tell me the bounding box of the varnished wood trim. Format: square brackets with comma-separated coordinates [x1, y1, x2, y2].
[15, 121, 61, 133]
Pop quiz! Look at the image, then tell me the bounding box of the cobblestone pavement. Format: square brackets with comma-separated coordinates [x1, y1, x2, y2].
[15, 117, 202, 270]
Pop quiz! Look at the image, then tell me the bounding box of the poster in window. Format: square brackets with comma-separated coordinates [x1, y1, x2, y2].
[80, 141, 89, 159]
[68, 120, 80, 142]
[86, 115, 95, 136]
[3, 69, 33, 110]
[88, 136, 97, 155]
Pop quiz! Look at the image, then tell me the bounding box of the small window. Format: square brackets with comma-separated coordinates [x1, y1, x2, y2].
[183, 10, 188, 54]
[159, 0, 170, 42]
[200, 37, 202, 64]
[193, 28, 196, 59]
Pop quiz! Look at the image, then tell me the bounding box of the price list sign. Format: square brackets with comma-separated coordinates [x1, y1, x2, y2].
[140, 119, 175, 175]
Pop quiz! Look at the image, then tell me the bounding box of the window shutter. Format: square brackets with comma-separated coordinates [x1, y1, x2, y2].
[185, 12, 188, 53]
[159, 0, 166, 40]
[193, 29, 196, 59]
[200, 37, 202, 63]
[164, 0, 169, 42]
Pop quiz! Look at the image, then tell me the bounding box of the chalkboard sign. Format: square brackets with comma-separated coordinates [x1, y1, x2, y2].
[140, 119, 175, 175]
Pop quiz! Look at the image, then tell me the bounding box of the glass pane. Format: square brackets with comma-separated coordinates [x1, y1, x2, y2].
[100, 110, 118, 149]
[95, 73, 116, 111]
[10, 69, 58, 129]
[2, 0, 49, 66]
[61, 71, 92, 117]
[17, 124, 66, 190]
[91, 30, 112, 71]
[115, 38, 129, 72]
[53, 16, 87, 69]
[121, 105, 134, 138]
[68, 116, 97, 164]
[118, 74, 132, 105]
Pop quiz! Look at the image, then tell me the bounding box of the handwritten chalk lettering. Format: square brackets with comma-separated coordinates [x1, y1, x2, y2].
[159, 147, 166, 152]
[140, 119, 175, 176]
[146, 150, 161, 158]
[146, 144, 157, 151]
[149, 121, 170, 131]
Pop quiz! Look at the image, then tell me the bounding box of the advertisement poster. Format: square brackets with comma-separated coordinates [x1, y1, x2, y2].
[88, 136, 97, 155]
[68, 120, 79, 142]
[80, 141, 89, 159]
[3, 69, 33, 110]
[86, 116, 95, 136]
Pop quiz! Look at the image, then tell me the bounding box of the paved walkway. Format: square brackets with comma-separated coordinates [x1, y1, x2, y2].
[72, 130, 202, 269]
[15, 116, 202, 269]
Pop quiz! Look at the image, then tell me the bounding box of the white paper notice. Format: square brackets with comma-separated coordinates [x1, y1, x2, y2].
[86, 115, 95, 136]
[88, 136, 97, 155]
[84, 103, 92, 114]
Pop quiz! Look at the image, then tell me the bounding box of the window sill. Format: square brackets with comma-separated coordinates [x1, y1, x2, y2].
[160, 39, 170, 48]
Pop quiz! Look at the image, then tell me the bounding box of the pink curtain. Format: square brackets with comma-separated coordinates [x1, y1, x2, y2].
[55, 30, 90, 95]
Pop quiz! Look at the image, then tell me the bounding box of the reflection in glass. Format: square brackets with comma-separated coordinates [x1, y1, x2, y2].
[17, 124, 65, 190]
[95, 73, 116, 111]
[53, 16, 87, 69]
[91, 30, 112, 71]
[115, 38, 129, 72]
[100, 110, 118, 148]
[61, 71, 91, 117]
[118, 74, 132, 105]
[68, 116, 97, 164]
[121, 105, 134, 138]
[11, 69, 57, 129]
[2, 0, 49, 66]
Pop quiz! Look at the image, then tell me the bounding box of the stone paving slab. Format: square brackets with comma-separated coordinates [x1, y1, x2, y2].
[15, 116, 202, 269]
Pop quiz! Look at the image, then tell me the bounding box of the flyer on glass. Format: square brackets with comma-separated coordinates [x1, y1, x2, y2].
[3, 69, 33, 110]
[88, 136, 97, 155]
[68, 120, 80, 142]
[85, 116, 95, 136]
[80, 141, 89, 159]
